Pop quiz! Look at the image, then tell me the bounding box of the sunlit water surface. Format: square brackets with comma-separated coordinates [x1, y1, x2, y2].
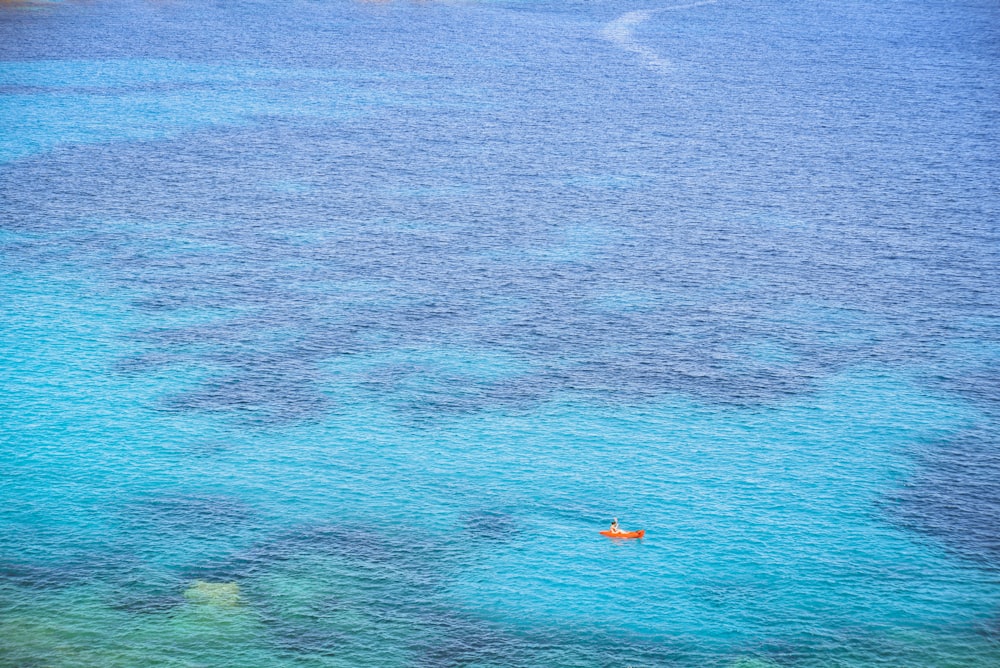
[2, 0, 999, 666]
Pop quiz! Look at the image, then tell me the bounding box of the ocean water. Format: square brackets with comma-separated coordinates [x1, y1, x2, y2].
[1, 0, 999, 666]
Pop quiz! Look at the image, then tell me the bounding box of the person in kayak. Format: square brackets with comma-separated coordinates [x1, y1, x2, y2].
[609, 518, 623, 534]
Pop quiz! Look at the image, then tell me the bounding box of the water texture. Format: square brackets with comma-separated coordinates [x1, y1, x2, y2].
[1, 0, 999, 666]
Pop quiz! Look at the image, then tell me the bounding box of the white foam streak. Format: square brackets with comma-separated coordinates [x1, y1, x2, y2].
[601, 1, 718, 75]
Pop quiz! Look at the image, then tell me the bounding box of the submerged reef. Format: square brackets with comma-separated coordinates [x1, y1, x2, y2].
[184, 580, 242, 608]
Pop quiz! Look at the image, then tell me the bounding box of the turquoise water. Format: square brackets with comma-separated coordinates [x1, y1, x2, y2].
[2, 0, 999, 665]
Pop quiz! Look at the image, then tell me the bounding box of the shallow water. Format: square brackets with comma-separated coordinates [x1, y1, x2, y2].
[2, 0, 999, 666]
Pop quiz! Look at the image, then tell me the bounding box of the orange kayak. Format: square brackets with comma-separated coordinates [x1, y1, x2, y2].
[600, 529, 645, 539]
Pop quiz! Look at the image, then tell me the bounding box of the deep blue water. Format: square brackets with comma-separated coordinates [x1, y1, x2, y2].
[1, 0, 999, 665]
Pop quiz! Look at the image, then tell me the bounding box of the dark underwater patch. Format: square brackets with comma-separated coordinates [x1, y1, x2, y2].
[0, 561, 79, 591]
[975, 615, 1000, 642]
[181, 523, 453, 584]
[0, 550, 157, 597]
[409, 613, 700, 668]
[122, 493, 255, 539]
[131, 293, 191, 312]
[462, 510, 519, 542]
[409, 613, 535, 668]
[107, 588, 184, 615]
[936, 362, 1000, 415]
[160, 372, 332, 424]
[265, 625, 347, 659]
[887, 425, 1000, 568]
[113, 352, 180, 376]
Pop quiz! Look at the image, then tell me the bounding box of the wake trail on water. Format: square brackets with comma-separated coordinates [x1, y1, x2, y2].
[601, 1, 718, 75]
